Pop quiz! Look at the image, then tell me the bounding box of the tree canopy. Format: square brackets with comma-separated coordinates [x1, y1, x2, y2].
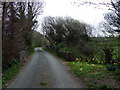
[42, 16, 90, 47]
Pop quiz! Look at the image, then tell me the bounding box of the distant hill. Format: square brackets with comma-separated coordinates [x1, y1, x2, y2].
[32, 30, 50, 47]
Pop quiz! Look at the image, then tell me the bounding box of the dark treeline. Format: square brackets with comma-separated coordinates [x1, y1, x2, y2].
[2, 1, 44, 70]
[42, 17, 92, 46]
[42, 16, 95, 61]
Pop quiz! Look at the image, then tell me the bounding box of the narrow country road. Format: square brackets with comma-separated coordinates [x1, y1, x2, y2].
[7, 49, 83, 88]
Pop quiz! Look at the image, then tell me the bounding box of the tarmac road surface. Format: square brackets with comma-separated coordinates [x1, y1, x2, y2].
[7, 49, 84, 88]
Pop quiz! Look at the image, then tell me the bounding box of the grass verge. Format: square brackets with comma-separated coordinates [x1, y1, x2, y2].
[2, 47, 35, 87]
[2, 62, 20, 87]
[67, 61, 120, 88]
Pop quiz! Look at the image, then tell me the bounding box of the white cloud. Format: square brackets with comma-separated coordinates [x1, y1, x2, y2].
[37, 0, 111, 36]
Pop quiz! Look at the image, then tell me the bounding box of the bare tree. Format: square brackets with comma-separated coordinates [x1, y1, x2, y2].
[24, 2, 44, 46]
[98, 21, 117, 37]
[2, 1, 44, 69]
[105, 0, 120, 32]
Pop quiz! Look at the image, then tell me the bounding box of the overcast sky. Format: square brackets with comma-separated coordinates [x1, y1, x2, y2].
[37, 0, 112, 36]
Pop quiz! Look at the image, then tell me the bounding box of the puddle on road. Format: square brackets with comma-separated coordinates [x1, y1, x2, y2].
[39, 81, 48, 86]
[39, 72, 48, 86]
[42, 73, 48, 76]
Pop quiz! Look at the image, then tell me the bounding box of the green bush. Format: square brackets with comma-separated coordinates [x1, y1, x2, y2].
[57, 50, 75, 61]
[9, 59, 19, 65]
[2, 60, 20, 87]
[103, 47, 113, 64]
